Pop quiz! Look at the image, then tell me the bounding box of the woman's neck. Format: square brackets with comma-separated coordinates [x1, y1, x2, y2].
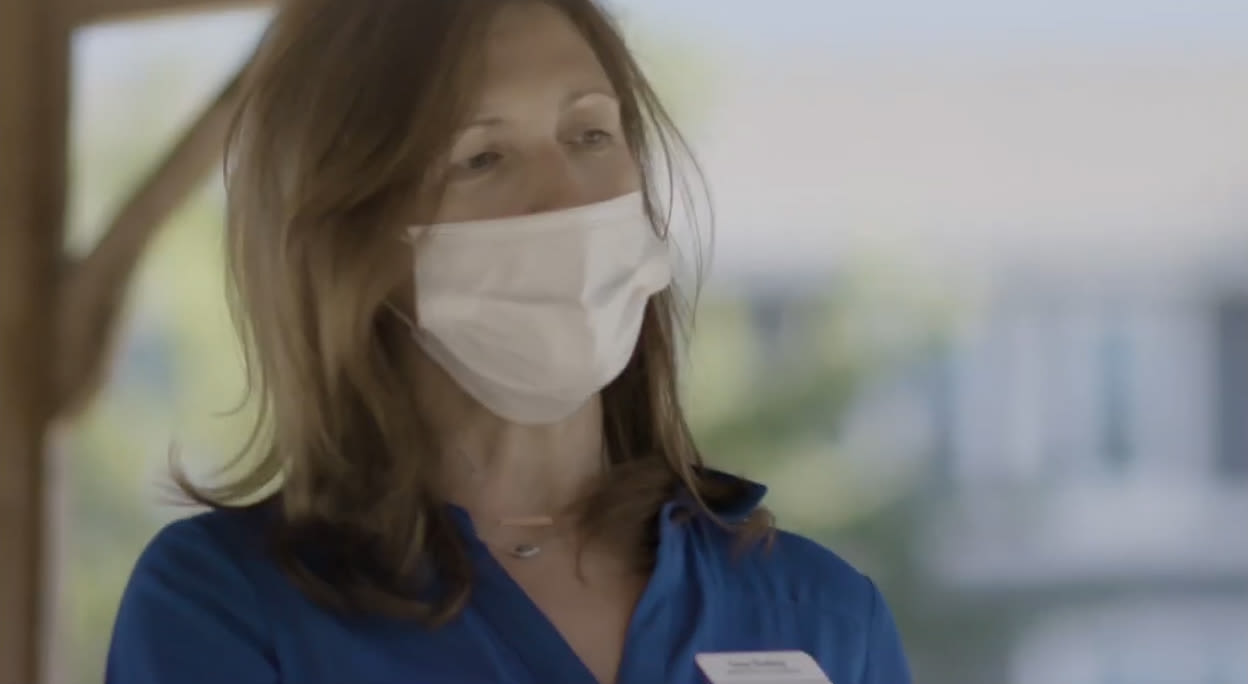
[435, 397, 607, 521]
[408, 345, 607, 524]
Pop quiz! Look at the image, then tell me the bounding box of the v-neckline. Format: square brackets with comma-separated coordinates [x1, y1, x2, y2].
[452, 503, 685, 684]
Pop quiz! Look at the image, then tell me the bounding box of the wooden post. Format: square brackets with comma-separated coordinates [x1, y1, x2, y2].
[55, 68, 245, 419]
[0, 1, 258, 680]
[0, 0, 71, 682]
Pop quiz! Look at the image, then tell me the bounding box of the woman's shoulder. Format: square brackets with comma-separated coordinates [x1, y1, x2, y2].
[692, 517, 880, 615]
[107, 505, 280, 684]
[682, 507, 912, 683]
[769, 527, 878, 604]
[683, 470, 887, 623]
[133, 503, 277, 580]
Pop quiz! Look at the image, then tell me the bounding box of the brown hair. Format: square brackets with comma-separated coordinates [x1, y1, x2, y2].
[180, 0, 772, 624]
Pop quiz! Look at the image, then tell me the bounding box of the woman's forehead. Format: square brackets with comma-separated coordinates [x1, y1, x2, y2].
[471, 3, 615, 101]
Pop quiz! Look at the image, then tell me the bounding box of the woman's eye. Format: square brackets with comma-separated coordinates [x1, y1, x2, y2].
[462, 151, 502, 172]
[578, 129, 614, 147]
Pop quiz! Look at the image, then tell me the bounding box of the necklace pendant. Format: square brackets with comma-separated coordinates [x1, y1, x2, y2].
[509, 543, 541, 559]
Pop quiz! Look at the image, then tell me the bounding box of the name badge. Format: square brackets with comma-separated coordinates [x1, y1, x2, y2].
[695, 651, 833, 684]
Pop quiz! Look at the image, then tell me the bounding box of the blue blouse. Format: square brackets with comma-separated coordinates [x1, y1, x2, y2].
[106, 476, 911, 684]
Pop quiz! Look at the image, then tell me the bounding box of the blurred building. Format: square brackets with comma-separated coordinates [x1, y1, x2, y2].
[915, 275, 1248, 684]
[705, 56, 1248, 684]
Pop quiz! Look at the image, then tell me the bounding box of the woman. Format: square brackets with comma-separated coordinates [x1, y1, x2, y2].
[106, 1, 911, 683]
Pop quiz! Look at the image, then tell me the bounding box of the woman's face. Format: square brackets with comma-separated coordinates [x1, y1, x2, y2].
[433, 2, 641, 223]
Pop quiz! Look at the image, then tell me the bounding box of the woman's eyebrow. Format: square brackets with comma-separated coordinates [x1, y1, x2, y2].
[562, 88, 618, 109]
[460, 88, 618, 130]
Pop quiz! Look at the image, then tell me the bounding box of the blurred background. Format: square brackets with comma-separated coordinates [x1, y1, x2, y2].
[18, 0, 1248, 682]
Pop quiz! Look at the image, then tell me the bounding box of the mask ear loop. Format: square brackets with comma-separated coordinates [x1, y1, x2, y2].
[385, 300, 420, 339]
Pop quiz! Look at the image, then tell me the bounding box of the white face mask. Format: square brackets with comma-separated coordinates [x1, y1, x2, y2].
[406, 192, 671, 424]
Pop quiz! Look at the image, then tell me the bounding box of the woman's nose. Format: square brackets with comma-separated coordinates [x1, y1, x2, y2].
[519, 144, 589, 215]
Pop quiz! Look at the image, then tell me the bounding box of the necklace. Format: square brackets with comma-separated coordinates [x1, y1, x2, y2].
[496, 515, 555, 560]
[508, 543, 543, 559]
